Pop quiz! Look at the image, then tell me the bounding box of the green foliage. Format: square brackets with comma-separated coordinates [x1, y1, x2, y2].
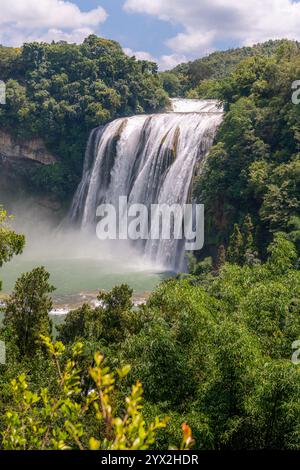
[159, 72, 181, 98]
[227, 224, 244, 264]
[267, 232, 298, 275]
[1, 38, 300, 450]
[215, 245, 226, 272]
[227, 216, 258, 266]
[119, 235, 300, 449]
[187, 253, 213, 277]
[1, 233, 300, 450]
[58, 284, 136, 345]
[0, 36, 169, 198]
[0, 207, 25, 272]
[3, 267, 54, 357]
[194, 42, 300, 260]
[169, 39, 297, 96]
[1, 337, 193, 450]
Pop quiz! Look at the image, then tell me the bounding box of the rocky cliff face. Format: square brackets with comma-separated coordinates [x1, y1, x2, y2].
[0, 130, 57, 165]
[0, 130, 61, 215]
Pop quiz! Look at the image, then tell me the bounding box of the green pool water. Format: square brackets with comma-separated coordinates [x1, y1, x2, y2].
[0, 223, 173, 311]
[0, 254, 172, 312]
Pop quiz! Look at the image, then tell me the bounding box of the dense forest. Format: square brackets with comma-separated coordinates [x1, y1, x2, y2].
[0, 37, 300, 450]
[161, 39, 300, 96]
[0, 207, 300, 449]
[0, 36, 168, 199]
[193, 41, 300, 262]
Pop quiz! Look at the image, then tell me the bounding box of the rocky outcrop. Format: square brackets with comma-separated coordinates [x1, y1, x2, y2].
[0, 130, 57, 165]
[0, 130, 62, 215]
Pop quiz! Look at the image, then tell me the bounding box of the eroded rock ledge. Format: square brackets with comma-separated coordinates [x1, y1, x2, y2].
[0, 129, 62, 215]
[0, 130, 57, 165]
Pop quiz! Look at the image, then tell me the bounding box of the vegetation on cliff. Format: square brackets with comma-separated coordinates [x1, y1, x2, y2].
[159, 40, 300, 263]
[0, 36, 169, 199]
[162, 39, 300, 96]
[191, 40, 300, 262]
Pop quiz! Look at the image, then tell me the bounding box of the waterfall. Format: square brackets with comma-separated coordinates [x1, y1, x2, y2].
[68, 99, 223, 271]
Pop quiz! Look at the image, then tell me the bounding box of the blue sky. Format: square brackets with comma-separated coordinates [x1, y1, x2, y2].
[1, 0, 300, 69]
[76, 0, 182, 58]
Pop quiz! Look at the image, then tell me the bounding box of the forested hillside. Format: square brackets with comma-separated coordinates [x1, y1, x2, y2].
[160, 40, 300, 263]
[160, 39, 300, 96]
[1, 210, 300, 449]
[0, 36, 168, 199]
[192, 41, 300, 262]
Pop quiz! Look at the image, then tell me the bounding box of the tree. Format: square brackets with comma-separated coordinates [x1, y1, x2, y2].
[193, 42, 300, 262]
[58, 284, 134, 345]
[241, 214, 259, 266]
[267, 232, 298, 275]
[95, 284, 134, 343]
[215, 245, 226, 272]
[187, 253, 213, 278]
[187, 61, 212, 88]
[245, 360, 300, 449]
[287, 216, 300, 254]
[160, 72, 182, 97]
[0, 206, 25, 293]
[57, 303, 94, 344]
[227, 224, 244, 264]
[1, 235, 300, 449]
[242, 215, 254, 252]
[203, 320, 263, 449]
[1, 337, 194, 451]
[0, 207, 25, 269]
[3, 267, 54, 357]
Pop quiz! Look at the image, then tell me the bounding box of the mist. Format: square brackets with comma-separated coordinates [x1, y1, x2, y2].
[7, 199, 159, 268]
[0, 199, 168, 306]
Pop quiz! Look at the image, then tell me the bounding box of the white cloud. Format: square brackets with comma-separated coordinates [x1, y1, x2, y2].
[0, 0, 107, 46]
[123, 47, 186, 70]
[166, 31, 215, 55]
[158, 54, 187, 70]
[123, 47, 156, 62]
[124, 0, 300, 60]
[26, 28, 96, 44]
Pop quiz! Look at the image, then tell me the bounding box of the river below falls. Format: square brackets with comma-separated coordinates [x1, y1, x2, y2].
[0, 255, 172, 315]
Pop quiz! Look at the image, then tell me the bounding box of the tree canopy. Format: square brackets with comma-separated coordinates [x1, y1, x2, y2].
[1, 231, 300, 449]
[0, 36, 169, 199]
[190, 40, 300, 262]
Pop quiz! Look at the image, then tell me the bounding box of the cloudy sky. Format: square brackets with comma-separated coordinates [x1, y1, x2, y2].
[2, 0, 300, 69]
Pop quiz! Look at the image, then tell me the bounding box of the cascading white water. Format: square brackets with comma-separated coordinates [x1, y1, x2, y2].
[170, 98, 221, 113]
[69, 99, 223, 271]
